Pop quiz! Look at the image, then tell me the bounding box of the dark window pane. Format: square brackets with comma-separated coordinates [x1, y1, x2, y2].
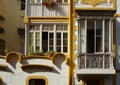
[63, 47, 67, 52]
[42, 32, 48, 52]
[21, 0, 25, 10]
[87, 19, 95, 53]
[57, 47, 61, 52]
[57, 33, 61, 38]
[29, 79, 45, 85]
[105, 19, 109, 52]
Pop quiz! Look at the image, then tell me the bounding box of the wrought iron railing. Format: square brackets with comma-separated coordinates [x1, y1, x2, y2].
[77, 53, 113, 69]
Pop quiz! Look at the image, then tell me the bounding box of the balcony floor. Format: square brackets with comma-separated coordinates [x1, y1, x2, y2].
[76, 68, 115, 75]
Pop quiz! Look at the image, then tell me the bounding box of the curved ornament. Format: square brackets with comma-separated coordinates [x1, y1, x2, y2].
[81, 0, 107, 6]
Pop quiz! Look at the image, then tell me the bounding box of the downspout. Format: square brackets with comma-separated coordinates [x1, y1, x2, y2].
[24, 0, 28, 55]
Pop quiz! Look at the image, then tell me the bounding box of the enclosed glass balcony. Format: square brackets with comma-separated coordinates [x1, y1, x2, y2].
[27, 3, 69, 17]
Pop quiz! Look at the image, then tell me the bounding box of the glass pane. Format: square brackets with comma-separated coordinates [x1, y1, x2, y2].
[29, 33, 34, 38]
[63, 47, 67, 53]
[30, 0, 34, 3]
[29, 33, 34, 46]
[57, 0, 62, 3]
[63, 33, 67, 38]
[30, 40, 34, 46]
[42, 25, 48, 31]
[56, 25, 63, 31]
[64, 0, 68, 3]
[80, 36, 86, 53]
[86, 80, 100, 85]
[29, 79, 45, 85]
[63, 33, 68, 52]
[105, 19, 109, 52]
[36, 32, 40, 38]
[96, 20, 102, 36]
[42, 32, 48, 52]
[35, 46, 39, 51]
[87, 19, 94, 53]
[80, 19, 86, 53]
[96, 37, 102, 52]
[49, 25, 54, 31]
[56, 33, 61, 52]
[57, 47, 61, 52]
[37, 0, 41, 3]
[35, 33, 40, 46]
[57, 33, 61, 38]
[63, 25, 68, 31]
[96, 20, 103, 52]
[49, 47, 53, 51]
[49, 33, 54, 51]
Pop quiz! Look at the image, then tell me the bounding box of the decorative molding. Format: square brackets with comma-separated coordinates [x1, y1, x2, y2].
[81, 0, 107, 6]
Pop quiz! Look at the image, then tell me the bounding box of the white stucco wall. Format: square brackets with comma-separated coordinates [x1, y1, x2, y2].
[0, 54, 69, 85]
[0, 62, 69, 85]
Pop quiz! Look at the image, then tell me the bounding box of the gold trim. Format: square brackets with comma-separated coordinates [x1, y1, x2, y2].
[115, 14, 120, 17]
[28, 17, 69, 23]
[69, 0, 74, 85]
[81, 0, 106, 6]
[75, 8, 116, 11]
[75, 0, 116, 10]
[0, 64, 8, 70]
[26, 76, 48, 85]
[0, 56, 6, 59]
[6, 52, 22, 63]
[52, 53, 67, 64]
[24, 17, 29, 24]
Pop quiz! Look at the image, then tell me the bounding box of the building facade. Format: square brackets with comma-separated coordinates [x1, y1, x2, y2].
[0, 0, 5, 55]
[73, 0, 116, 85]
[1, 0, 25, 53]
[0, 0, 120, 85]
[116, 0, 120, 85]
[23, 0, 72, 85]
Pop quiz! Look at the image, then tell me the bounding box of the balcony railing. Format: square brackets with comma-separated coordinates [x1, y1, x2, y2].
[27, 3, 69, 17]
[77, 53, 114, 69]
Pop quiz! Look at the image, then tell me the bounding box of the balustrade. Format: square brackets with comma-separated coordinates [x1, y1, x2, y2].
[78, 53, 113, 69]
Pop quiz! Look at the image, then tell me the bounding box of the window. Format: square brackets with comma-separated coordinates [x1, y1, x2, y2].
[29, 79, 45, 85]
[56, 0, 68, 3]
[30, 0, 41, 3]
[20, 0, 25, 10]
[79, 18, 113, 53]
[0, 39, 5, 55]
[29, 24, 68, 53]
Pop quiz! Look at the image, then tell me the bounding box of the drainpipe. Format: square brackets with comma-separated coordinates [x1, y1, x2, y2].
[24, 0, 28, 55]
